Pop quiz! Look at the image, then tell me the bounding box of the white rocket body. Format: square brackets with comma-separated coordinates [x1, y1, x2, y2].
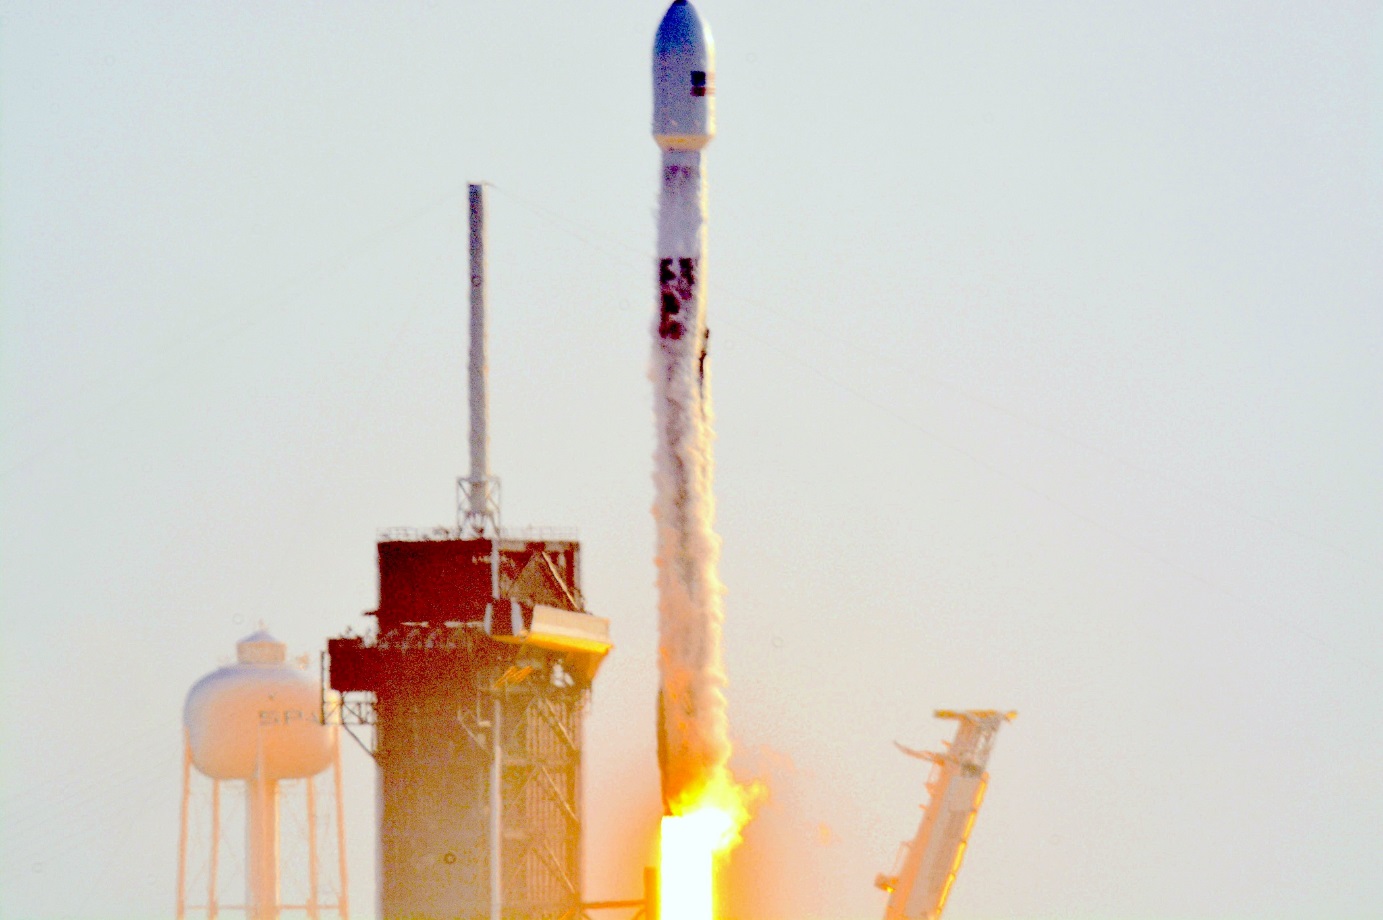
[651, 0, 728, 814]
[652, 0, 715, 354]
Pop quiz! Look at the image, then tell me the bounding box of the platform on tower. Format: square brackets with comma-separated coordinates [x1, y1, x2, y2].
[326, 532, 609, 920]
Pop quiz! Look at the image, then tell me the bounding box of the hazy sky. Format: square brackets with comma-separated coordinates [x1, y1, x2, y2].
[2, 3, 1381, 919]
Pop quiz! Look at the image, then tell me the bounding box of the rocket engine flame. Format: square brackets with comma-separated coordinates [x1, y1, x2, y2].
[658, 775, 753, 920]
[659, 809, 733, 920]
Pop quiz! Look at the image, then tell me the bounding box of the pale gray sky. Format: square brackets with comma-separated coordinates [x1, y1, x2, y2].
[2, 3, 1380, 919]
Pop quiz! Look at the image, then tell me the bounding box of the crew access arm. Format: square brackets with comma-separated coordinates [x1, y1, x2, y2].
[875, 710, 1016, 920]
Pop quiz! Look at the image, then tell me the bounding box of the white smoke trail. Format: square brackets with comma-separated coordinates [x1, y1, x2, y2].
[652, 146, 731, 814]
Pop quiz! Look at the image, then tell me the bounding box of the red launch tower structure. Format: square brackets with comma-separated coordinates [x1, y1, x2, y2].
[325, 185, 611, 920]
[327, 532, 607, 920]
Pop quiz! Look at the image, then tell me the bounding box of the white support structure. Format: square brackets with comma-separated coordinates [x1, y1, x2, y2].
[875, 710, 1015, 920]
[489, 694, 504, 920]
[177, 735, 350, 920]
[330, 743, 349, 920]
[306, 774, 319, 920]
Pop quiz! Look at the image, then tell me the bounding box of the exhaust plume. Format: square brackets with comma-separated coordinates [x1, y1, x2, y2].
[652, 145, 731, 815]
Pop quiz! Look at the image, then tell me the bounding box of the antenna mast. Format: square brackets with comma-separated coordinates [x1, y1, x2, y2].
[461, 182, 500, 539]
[460, 182, 504, 920]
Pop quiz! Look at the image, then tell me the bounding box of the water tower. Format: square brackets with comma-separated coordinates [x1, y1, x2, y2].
[178, 630, 350, 920]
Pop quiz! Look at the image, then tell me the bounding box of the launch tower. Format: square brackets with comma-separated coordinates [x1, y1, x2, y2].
[326, 185, 611, 920]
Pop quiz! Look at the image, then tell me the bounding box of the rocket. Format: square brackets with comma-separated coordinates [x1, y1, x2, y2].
[650, 0, 729, 817]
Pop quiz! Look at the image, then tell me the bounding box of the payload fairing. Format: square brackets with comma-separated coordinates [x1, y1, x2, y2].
[653, 0, 715, 152]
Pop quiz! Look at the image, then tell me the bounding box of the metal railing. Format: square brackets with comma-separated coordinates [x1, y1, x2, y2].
[376, 525, 580, 543]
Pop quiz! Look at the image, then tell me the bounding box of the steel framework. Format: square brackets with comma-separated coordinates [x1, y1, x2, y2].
[176, 736, 349, 920]
[875, 710, 1016, 920]
[325, 537, 607, 920]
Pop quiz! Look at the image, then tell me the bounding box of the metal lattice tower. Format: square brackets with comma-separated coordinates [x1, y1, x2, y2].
[327, 535, 608, 920]
[875, 710, 1016, 920]
[323, 185, 610, 920]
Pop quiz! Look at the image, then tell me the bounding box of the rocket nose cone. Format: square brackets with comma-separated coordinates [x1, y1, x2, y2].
[652, 0, 715, 149]
[655, 0, 710, 57]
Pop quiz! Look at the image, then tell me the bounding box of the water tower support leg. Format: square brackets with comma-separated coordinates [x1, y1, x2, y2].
[209, 780, 221, 920]
[332, 739, 349, 920]
[246, 773, 280, 920]
[307, 776, 320, 920]
[177, 737, 191, 920]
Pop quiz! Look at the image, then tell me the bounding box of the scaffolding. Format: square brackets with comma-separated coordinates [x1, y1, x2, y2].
[326, 536, 610, 920]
